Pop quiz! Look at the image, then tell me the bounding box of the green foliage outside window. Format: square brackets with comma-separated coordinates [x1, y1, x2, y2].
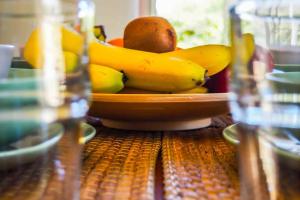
[156, 0, 231, 48]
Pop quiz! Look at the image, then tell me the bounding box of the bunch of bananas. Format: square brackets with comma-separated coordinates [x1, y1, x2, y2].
[24, 26, 231, 94]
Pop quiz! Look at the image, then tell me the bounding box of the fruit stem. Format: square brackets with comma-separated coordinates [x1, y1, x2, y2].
[120, 70, 129, 83]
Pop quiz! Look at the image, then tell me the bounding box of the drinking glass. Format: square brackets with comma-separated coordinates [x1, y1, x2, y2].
[0, 0, 94, 199]
[230, 0, 300, 200]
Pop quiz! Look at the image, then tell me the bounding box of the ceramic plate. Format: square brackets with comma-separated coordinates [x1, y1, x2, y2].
[274, 64, 300, 72]
[90, 93, 229, 131]
[0, 122, 95, 170]
[81, 122, 96, 143]
[223, 124, 300, 167]
[223, 123, 239, 145]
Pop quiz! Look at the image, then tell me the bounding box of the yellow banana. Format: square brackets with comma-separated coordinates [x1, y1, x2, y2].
[119, 86, 207, 94]
[174, 87, 208, 94]
[23, 28, 43, 68]
[89, 42, 207, 92]
[242, 33, 255, 63]
[93, 25, 107, 42]
[24, 26, 83, 68]
[61, 26, 84, 55]
[165, 45, 231, 76]
[119, 87, 166, 94]
[64, 51, 78, 73]
[90, 64, 125, 93]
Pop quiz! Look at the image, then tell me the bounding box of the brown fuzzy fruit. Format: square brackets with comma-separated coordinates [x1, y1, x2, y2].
[124, 16, 177, 53]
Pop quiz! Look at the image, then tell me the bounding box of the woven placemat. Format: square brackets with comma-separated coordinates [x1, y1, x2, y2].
[80, 127, 161, 200]
[162, 115, 239, 200]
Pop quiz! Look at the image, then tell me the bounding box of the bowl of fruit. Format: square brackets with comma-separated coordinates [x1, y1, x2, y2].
[89, 17, 230, 131]
[21, 17, 231, 131]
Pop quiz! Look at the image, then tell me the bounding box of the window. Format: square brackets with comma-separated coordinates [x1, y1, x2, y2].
[155, 0, 230, 48]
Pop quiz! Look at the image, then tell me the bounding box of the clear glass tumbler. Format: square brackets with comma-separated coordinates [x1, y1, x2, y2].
[230, 0, 300, 200]
[0, 0, 94, 199]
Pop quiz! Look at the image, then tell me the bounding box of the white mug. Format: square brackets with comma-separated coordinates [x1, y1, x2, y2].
[0, 44, 14, 79]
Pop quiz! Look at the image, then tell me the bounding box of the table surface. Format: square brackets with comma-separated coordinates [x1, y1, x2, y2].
[0, 115, 239, 200]
[83, 115, 239, 200]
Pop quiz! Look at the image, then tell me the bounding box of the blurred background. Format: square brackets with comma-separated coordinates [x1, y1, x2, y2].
[0, 0, 233, 49]
[95, 0, 233, 47]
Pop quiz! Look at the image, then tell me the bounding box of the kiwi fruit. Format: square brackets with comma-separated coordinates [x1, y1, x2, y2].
[124, 16, 177, 53]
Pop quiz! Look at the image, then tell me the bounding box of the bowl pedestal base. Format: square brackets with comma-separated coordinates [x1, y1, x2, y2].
[101, 118, 211, 131]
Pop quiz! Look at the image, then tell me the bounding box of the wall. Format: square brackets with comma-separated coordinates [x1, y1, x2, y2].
[0, 0, 153, 49]
[94, 0, 153, 39]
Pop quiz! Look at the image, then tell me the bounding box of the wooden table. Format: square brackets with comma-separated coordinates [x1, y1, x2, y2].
[0, 115, 239, 200]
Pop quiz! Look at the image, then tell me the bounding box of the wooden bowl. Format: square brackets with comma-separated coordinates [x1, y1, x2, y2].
[89, 93, 229, 131]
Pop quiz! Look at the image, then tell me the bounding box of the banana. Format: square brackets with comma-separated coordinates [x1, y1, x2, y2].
[23, 28, 43, 68]
[89, 42, 207, 92]
[174, 87, 208, 94]
[24, 26, 84, 68]
[64, 51, 78, 73]
[61, 26, 84, 55]
[165, 45, 231, 76]
[90, 64, 125, 93]
[119, 87, 167, 94]
[119, 86, 207, 94]
[93, 25, 107, 42]
[242, 33, 255, 63]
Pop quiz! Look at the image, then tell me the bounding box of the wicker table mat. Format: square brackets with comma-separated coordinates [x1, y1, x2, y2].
[162, 116, 239, 200]
[80, 128, 162, 200]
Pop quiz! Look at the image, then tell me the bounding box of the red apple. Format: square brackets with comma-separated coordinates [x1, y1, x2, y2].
[204, 66, 229, 93]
